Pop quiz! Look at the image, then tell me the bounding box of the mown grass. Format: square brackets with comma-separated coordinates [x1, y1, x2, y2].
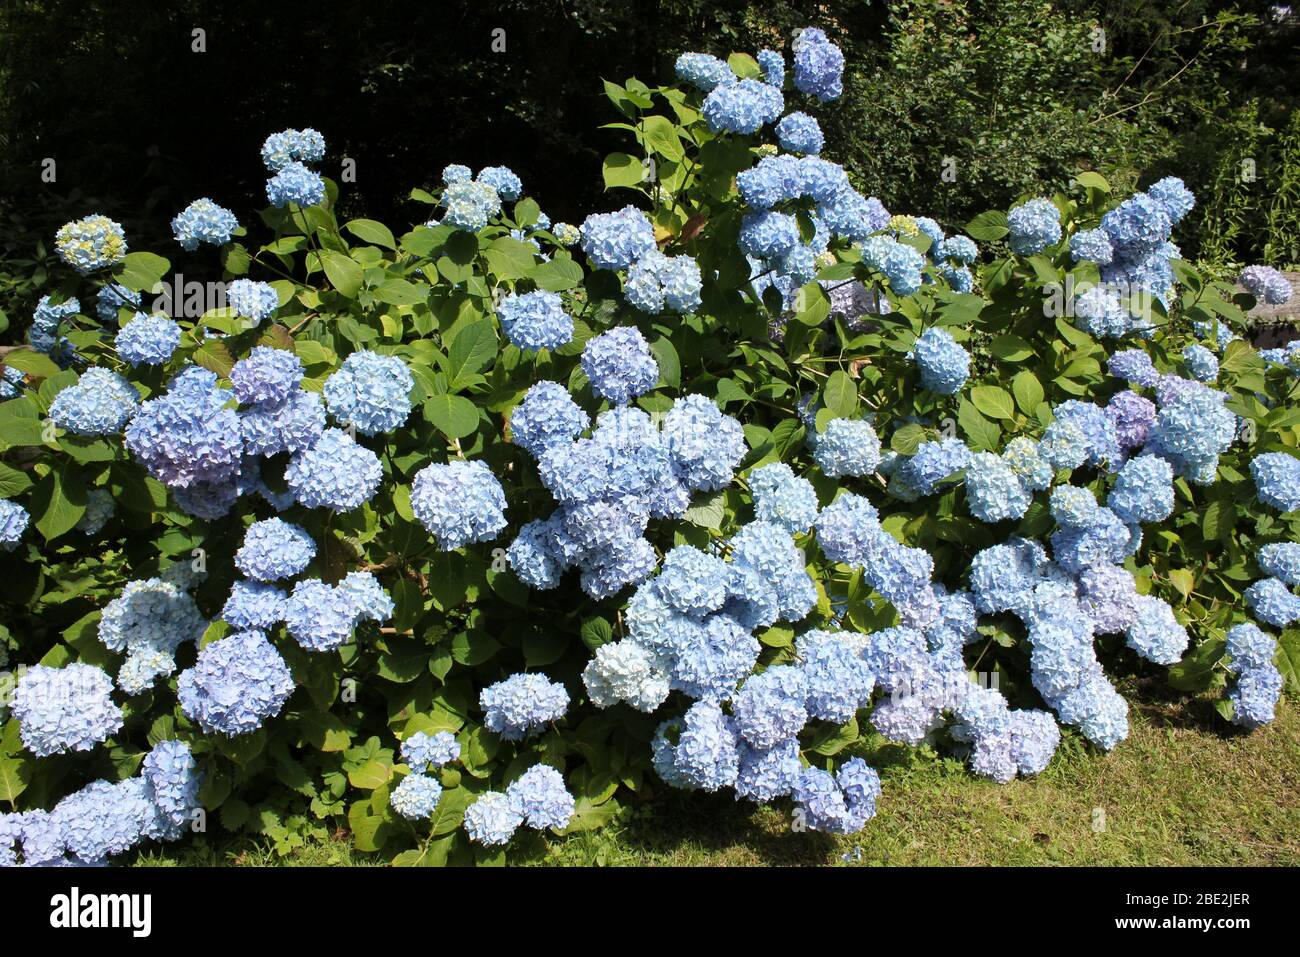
[133, 680, 1300, 867]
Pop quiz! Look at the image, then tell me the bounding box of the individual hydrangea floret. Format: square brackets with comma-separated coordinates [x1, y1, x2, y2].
[480, 672, 569, 740]
[912, 327, 970, 395]
[813, 418, 883, 478]
[285, 428, 383, 511]
[1007, 199, 1061, 255]
[580, 326, 659, 404]
[11, 663, 123, 757]
[115, 314, 181, 366]
[177, 631, 296, 736]
[171, 198, 239, 250]
[497, 289, 573, 352]
[410, 459, 508, 550]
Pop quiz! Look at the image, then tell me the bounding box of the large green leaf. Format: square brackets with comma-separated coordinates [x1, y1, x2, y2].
[321, 250, 364, 299]
[423, 394, 480, 439]
[30, 463, 86, 542]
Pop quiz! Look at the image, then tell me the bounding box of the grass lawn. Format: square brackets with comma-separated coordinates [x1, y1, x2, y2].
[133, 679, 1300, 867]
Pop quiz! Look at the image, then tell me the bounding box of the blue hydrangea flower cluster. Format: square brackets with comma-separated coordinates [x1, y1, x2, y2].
[860, 235, 925, 295]
[580, 205, 657, 270]
[476, 166, 523, 201]
[623, 249, 703, 314]
[261, 128, 325, 170]
[124, 366, 242, 488]
[285, 427, 383, 511]
[749, 462, 819, 534]
[116, 312, 182, 366]
[55, 215, 127, 273]
[1239, 265, 1292, 305]
[439, 179, 502, 231]
[76, 488, 115, 536]
[1257, 542, 1300, 586]
[171, 198, 238, 250]
[580, 326, 660, 404]
[509, 381, 590, 459]
[1183, 343, 1219, 382]
[28, 295, 81, 362]
[674, 52, 735, 92]
[1244, 578, 1300, 628]
[1007, 199, 1062, 256]
[221, 580, 288, 631]
[235, 518, 316, 581]
[702, 77, 784, 134]
[776, 112, 823, 154]
[1224, 623, 1282, 728]
[1251, 452, 1300, 512]
[813, 418, 883, 478]
[48, 367, 139, 436]
[506, 764, 575, 831]
[410, 459, 507, 550]
[480, 672, 570, 740]
[266, 161, 326, 208]
[912, 327, 971, 395]
[389, 773, 443, 821]
[99, 575, 208, 693]
[791, 27, 844, 101]
[890, 438, 972, 500]
[965, 452, 1032, 523]
[177, 630, 296, 736]
[96, 283, 140, 322]
[323, 350, 413, 435]
[230, 346, 302, 406]
[401, 730, 461, 772]
[497, 289, 573, 352]
[11, 663, 123, 757]
[226, 278, 280, 322]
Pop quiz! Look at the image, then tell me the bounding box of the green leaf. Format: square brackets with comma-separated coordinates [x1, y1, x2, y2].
[374, 278, 428, 306]
[957, 399, 1001, 452]
[990, 334, 1034, 362]
[424, 394, 480, 439]
[649, 336, 681, 390]
[347, 759, 392, 790]
[531, 252, 585, 291]
[965, 210, 1009, 241]
[0, 463, 34, 497]
[445, 320, 497, 389]
[890, 423, 928, 455]
[602, 152, 645, 189]
[1, 349, 60, 379]
[1277, 629, 1300, 694]
[451, 630, 502, 666]
[580, 617, 614, 653]
[970, 384, 1016, 420]
[823, 370, 859, 419]
[193, 338, 235, 377]
[30, 463, 86, 542]
[1012, 370, 1045, 414]
[1168, 568, 1195, 600]
[112, 251, 171, 293]
[321, 250, 364, 299]
[344, 219, 397, 250]
[1074, 171, 1111, 192]
[483, 237, 538, 282]
[0, 755, 33, 802]
[641, 114, 685, 163]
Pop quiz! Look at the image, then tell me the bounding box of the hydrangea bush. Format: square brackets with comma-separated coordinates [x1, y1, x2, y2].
[0, 28, 1296, 867]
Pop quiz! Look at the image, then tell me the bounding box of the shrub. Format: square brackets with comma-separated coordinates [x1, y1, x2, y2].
[0, 26, 1296, 867]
